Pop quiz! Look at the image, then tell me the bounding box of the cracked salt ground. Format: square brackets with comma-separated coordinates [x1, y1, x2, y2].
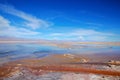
[60, 73, 120, 80]
[3, 70, 120, 80]
[3, 68, 63, 80]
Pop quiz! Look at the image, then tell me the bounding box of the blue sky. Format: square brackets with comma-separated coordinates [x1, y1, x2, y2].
[0, 0, 120, 41]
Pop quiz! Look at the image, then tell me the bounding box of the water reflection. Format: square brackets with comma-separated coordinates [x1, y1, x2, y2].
[0, 43, 120, 64]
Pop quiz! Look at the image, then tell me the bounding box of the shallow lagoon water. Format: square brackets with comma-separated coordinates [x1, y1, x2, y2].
[0, 43, 68, 62]
[0, 43, 120, 64]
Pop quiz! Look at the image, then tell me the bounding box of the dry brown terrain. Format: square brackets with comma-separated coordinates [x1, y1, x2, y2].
[0, 54, 120, 78]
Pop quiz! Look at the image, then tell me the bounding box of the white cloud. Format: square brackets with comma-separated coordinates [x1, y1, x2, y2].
[0, 16, 10, 29]
[49, 29, 114, 41]
[0, 15, 41, 38]
[0, 4, 51, 29]
[71, 29, 114, 36]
